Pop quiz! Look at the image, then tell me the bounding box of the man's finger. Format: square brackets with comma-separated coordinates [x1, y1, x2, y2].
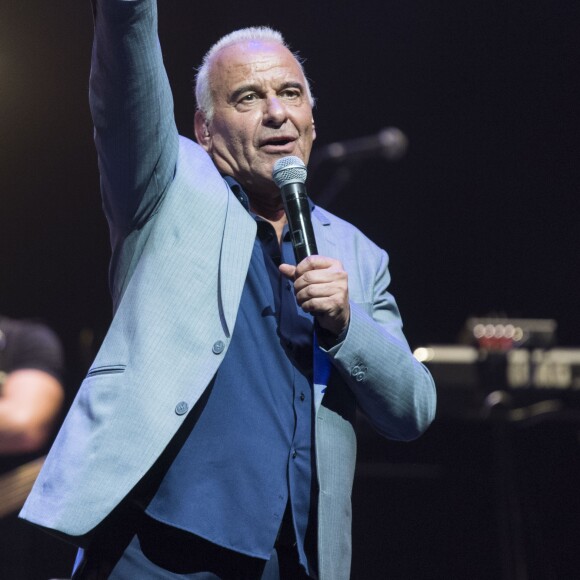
[294, 255, 337, 275]
[279, 263, 297, 280]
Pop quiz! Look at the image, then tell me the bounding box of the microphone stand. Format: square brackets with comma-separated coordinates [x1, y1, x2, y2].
[307, 127, 408, 208]
[309, 164, 355, 208]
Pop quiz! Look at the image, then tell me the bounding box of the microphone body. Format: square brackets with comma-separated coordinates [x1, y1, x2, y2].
[272, 156, 318, 263]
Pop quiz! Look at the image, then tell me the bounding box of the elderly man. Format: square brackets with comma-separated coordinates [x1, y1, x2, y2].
[21, 1, 436, 578]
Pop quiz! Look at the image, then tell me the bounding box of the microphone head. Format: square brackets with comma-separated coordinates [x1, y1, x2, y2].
[272, 156, 307, 188]
[378, 127, 409, 160]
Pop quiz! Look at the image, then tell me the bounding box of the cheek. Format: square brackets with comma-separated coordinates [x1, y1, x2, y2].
[219, 122, 251, 148]
[212, 131, 255, 170]
[212, 127, 240, 153]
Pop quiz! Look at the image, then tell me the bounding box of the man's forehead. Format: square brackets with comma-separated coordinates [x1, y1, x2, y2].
[211, 40, 303, 79]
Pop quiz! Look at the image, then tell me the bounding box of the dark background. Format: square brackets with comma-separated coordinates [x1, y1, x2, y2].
[1, 1, 579, 578]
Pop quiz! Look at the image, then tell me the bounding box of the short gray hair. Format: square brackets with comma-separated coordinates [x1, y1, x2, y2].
[194, 26, 315, 121]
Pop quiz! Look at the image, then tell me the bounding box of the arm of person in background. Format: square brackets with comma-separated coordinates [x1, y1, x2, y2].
[0, 321, 64, 454]
[0, 370, 64, 454]
[281, 246, 436, 441]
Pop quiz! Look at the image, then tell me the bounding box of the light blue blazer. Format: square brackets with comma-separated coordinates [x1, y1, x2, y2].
[21, 1, 436, 578]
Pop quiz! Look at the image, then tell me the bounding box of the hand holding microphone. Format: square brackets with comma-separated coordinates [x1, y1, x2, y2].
[273, 157, 350, 338]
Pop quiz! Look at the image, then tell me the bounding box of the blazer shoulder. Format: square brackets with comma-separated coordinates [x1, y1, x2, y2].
[312, 204, 386, 257]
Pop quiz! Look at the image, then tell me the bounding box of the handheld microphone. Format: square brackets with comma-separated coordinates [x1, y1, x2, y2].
[272, 156, 318, 263]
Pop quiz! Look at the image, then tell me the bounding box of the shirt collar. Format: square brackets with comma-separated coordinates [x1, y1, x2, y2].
[223, 175, 250, 212]
[223, 175, 316, 216]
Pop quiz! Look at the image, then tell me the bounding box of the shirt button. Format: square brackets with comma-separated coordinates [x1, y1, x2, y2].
[175, 401, 188, 415]
[300, 392, 305, 402]
[351, 365, 361, 376]
[292, 450, 297, 459]
[212, 340, 225, 354]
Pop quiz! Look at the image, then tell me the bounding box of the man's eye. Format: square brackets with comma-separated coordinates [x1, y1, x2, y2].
[281, 90, 300, 99]
[240, 93, 259, 103]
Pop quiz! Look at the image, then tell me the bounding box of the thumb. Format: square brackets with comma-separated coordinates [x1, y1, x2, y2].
[279, 263, 296, 280]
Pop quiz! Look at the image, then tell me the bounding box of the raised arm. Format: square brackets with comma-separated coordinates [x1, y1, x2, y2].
[90, 0, 178, 243]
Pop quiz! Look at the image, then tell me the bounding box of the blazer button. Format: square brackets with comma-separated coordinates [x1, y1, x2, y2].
[175, 401, 188, 415]
[212, 340, 225, 354]
[351, 364, 367, 382]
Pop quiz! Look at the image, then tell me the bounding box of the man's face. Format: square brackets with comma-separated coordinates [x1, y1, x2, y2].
[195, 40, 316, 197]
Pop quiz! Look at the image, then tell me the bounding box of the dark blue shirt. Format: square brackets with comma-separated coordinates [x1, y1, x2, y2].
[146, 178, 316, 575]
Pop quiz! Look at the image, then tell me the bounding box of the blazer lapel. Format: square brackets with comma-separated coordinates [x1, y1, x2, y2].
[219, 187, 257, 337]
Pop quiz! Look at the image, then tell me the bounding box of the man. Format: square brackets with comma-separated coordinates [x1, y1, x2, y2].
[1, 314, 65, 578]
[21, 1, 436, 578]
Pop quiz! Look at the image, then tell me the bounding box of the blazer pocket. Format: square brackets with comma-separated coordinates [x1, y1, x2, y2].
[86, 364, 127, 377]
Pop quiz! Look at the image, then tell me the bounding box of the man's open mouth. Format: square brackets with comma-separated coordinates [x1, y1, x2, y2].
[260, 137, 296, 150]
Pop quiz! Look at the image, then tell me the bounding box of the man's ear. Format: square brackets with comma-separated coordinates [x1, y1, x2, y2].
[194, 111, 211, 150]
[312, 119, 317, 142]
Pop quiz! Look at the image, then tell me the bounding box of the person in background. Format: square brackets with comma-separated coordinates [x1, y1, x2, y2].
[0, 314, 65, 579]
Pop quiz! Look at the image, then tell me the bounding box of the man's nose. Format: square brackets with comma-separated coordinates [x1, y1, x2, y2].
[263, 96, 287, 126]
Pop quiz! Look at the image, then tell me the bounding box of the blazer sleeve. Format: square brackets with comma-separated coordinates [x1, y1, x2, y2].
[89, 0, 179, 245]
[324, 248, 437, 441]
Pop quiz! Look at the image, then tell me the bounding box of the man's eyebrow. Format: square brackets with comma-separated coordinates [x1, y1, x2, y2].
[279, 81, 304, 91]
[230, 84, 262, 102]
[230, 81, 305, 103]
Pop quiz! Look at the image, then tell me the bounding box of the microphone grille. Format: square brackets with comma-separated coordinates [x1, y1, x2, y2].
[272, 156, 307, 188]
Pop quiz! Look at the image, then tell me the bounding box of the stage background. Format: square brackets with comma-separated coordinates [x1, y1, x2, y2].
[1, 1, 579, 578]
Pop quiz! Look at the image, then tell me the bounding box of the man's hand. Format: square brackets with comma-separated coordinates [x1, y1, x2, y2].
[279, 255, 350, 338]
